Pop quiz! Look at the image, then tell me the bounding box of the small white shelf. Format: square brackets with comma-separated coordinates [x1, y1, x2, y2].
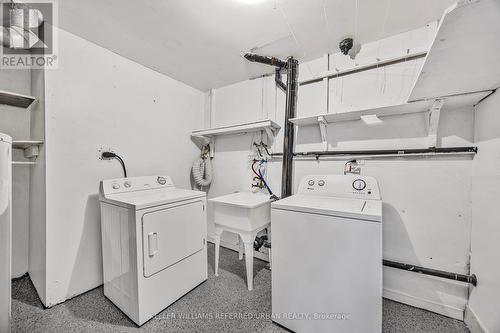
[12, 140, 43, 158]
[12, 161, 37, 166]
[290, 91, 490, 150]
[409, 0, 500, 101]
[290, 91, 489, 126]
[192, 119, 280, 138]
[12, 140, 44, 150]
[191, 119, 281, 155]
[0, 90, 37, 108]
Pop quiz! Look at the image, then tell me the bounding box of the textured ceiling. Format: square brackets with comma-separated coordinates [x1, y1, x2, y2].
[57, 0, 456, 91]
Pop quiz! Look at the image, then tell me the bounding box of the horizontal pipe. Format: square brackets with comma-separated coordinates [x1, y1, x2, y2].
[269, 151, 476, 161]
[383, 260, 477, 287]
[243, 53, 287, 69]
[270, 146, 478, 158]
[300, 52, 427, 86]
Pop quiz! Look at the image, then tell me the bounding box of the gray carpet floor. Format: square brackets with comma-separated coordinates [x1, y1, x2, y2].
[12, 244, 469, 333]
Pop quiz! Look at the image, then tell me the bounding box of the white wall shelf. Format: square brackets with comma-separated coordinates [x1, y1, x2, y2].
[409, 0, 500, 101]
[290, 90, 490, 149]
[0, 90, 37, 109]
[191, 119, 281, 154]
[12, 140, 44, 150]
[12, 161, 37, 166]
[12, 140, 43, 158]
[192, 119, 280, 138]
[290, 91, 489, 126]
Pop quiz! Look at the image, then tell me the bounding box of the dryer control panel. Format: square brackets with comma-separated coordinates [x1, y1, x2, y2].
[100, 175, 174, 197]
[297, 174, 381, 200]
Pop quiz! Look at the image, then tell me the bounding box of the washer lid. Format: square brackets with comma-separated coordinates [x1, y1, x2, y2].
[0, 133, 12, 144]
[271, 194, 382, 222]
[101, 187, 205, 210]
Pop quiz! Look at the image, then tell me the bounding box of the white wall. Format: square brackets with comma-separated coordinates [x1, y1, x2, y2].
[34, 28, 204, 306]
[0, 67, 31, 278]
[29, 67, 47, 302]
[205, 24, 476, 319]
[466, 90, 500, 333]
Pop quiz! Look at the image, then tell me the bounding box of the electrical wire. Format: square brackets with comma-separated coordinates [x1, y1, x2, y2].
[101, 152, 127, 177]
[251, 160, 261, 179]
[258, 160, 275, 196]
[114, 155, 127, 178]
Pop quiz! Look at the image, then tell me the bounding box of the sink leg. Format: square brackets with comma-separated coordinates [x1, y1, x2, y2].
[244, 242, 254, 291]
[214, 227, 223, 277]
[238, 236, 244, 260]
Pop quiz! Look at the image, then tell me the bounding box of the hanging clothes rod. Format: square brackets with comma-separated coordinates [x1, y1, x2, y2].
[270, 146, 477, 159]
[300, 51, 427, 86]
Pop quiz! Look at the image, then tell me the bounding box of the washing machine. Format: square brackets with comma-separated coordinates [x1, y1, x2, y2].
[0, 133, 11, 333]
[99, 175, 207, 325]
[271, 174, 382, 333]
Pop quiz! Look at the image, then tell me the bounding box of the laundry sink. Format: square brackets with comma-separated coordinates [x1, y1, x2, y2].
[209, 192, 272, 231]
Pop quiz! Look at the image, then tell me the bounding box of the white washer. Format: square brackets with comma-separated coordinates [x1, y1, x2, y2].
[99, 175, 207, 325]
[0, 133, 11, 333]
[271, 174, 382, 333]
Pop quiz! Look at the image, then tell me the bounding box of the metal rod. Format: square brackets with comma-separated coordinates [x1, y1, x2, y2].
[300, 52, 427, 86]
[281, 57, 299, 198]
[270, 146, 478, 158]
[383, 260, 477, 286]
[243, 53, 287, 69]
[269, 151, 476, 161]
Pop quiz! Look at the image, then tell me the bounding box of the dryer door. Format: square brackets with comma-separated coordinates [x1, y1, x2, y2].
[142, 200, 205, 278]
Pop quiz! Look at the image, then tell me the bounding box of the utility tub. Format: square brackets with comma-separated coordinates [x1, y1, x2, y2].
[209, 192, 273, 290]
[209, 192, 272, 231]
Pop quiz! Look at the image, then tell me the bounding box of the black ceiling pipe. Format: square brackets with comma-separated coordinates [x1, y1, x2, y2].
[243, 53, 287, 69]
[243, 53, 299, 198]
[275, 68, 287, 93]
[281, 57, 298, 198]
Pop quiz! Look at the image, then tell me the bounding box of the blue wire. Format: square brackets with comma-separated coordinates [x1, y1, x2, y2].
[258, 160, 274, 196]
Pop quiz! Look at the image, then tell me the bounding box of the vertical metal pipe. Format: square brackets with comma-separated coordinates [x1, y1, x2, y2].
[281, 57, 298, 198]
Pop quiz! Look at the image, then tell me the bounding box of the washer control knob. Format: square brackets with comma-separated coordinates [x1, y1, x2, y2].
[308, 180, 315, 186]
[352, 179, 366, 191]
[124, 181, 131, 188]
[157, 176, 167, 185]
[318, 180, 325, 186]
[112, 183, 120, 190]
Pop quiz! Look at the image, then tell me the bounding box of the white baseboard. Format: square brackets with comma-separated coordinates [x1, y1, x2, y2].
[383, 287, 464, 320]
[207, 236, 270, 262]
[465, 305, 488, 333]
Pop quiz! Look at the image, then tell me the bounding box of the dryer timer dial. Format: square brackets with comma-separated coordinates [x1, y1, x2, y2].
[352, 179, 366, 191]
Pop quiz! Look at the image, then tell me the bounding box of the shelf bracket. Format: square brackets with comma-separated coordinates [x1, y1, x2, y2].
[427, 99, 444, 148]
[191, 135, 215, 157]
[264, 126, 277, 146]
[318, 116, 328, 151]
